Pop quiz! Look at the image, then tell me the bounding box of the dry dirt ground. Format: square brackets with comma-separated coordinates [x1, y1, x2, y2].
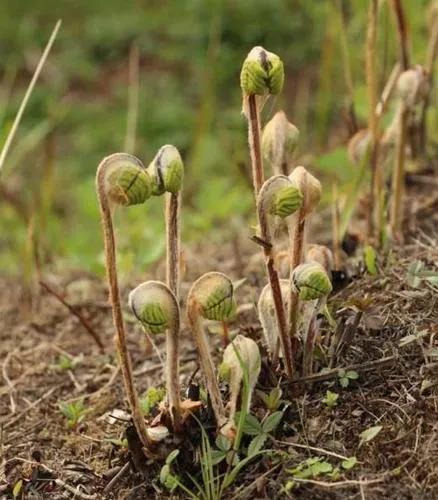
[1, 175, 437, 499]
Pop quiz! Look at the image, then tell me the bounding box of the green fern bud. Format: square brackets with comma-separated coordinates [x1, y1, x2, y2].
[272, 185, 303, 218]
[258, 175, 303, 219]
[147, 145, 184, 196]
[240, 46, 284, 96]
[291, 262, 332, 301]
[129, 281, 179, 335]
[188, 272, 236, 322]
[104, 154, 153, 206]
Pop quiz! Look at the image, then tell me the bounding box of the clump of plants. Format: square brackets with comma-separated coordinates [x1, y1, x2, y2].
[93, 25, 435, 494]
[94, 45, 337, 462]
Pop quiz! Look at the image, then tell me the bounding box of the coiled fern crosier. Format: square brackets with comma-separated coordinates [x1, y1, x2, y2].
[129, 280, 182, 431]
[187, 272, 236, 430]
[96, 153, 154, 451]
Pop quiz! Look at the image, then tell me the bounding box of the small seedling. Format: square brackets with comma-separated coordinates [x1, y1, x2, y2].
[160, 449, 181, 493]
[51, 354, 79, 371]
[139, 386, 166, 416]
[257, 387, 283, 412]
[341, 456, 358, 470]
[187, 272, 236, 429]
[129, 280, 182, 430]
[364, 244, 378, 275]
[59, 399, 88, 429]
[322, 390, 339, 408]
[237, 410, 284, 457]
[338, 369, 359, 388]
[288, 456, 339, 480]
[207, 434, 239, 466]
[105, 437, 128, 449]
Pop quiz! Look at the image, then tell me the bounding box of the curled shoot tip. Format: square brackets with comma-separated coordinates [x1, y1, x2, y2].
[98, 153, 153, 206]
[291, 262, 332, 301]
[147, 144, 184, 196]
[188, 272, 236, 322]
[258, 175, 303, 219]
[129, 280, 179, 335]
[240, 46, 284, 96]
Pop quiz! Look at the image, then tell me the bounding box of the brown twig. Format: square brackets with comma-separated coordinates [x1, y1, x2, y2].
[282, 355, 396, 386]
[103, 461, 131, 493]
[39, 280, 104, 351]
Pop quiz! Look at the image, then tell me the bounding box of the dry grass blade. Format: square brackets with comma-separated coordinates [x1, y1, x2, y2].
[0, 20, 62, 175]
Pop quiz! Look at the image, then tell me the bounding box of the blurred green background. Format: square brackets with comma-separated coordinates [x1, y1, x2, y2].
[0, 0, 433, 277]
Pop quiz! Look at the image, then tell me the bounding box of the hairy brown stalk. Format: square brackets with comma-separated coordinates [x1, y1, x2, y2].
[257, 195, 294, 378]
[166, 192, 180, 296]
[247, 94, 293, 377]
[288, 206, 306, 356]
[165, 191, 182, 429]
[187, 302, 227, 428]
[96, 157, 152, 451]
[390, 104, 408, 237]
[248, 94, 265, 195]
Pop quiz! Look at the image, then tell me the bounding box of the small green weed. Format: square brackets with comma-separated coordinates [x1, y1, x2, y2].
[59, 399, 88, 429]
